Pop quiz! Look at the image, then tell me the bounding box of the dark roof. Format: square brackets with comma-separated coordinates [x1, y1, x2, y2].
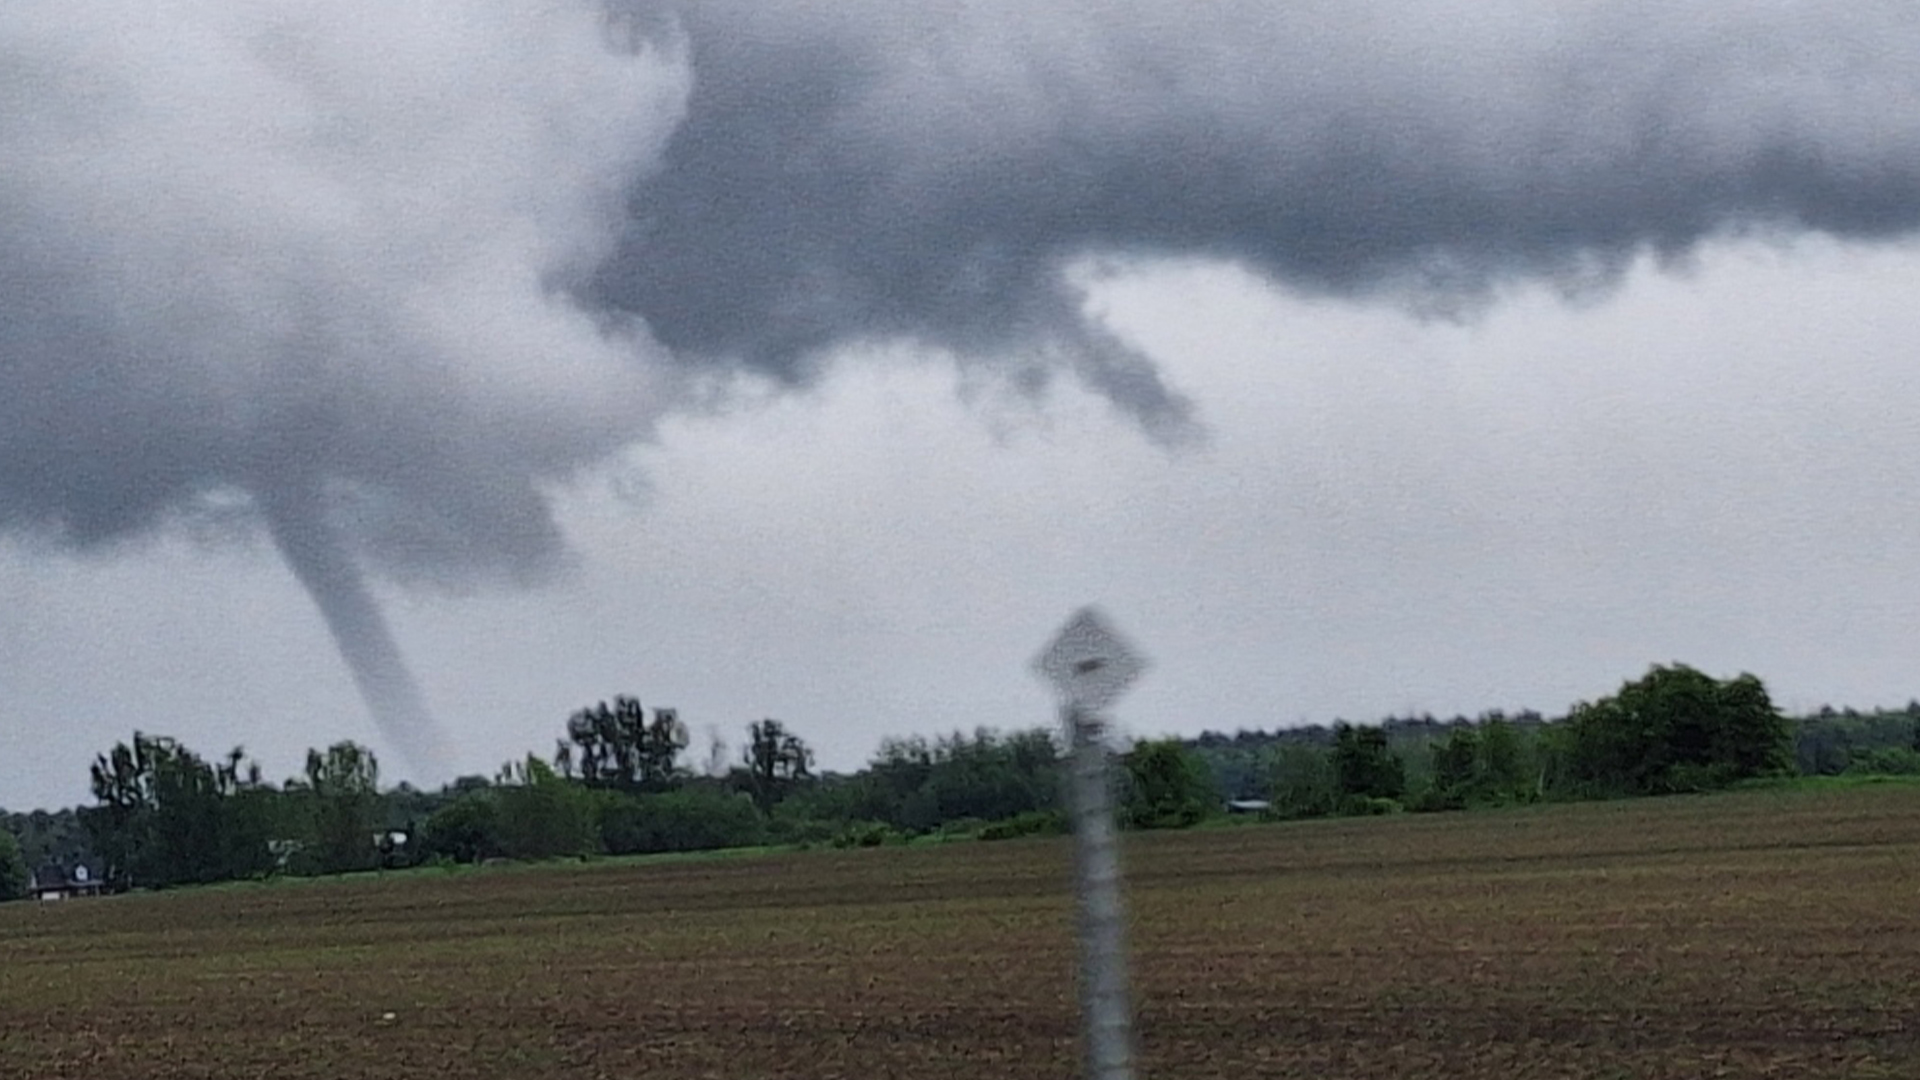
[30, 863, 101, 891]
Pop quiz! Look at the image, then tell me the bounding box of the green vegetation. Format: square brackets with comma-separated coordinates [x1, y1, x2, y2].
[1559, 663, 1793, 795]
[5, 784, 1920, 1078]
[1121, 738, 1216, 828]
[491, 756, 600, 860]
[778, 727, 1062, 839]
[7, 657, 1920, 1074]
[0, 828, 25, 901]
[592, 785, 767, 856]
[1266, 741, 1339, 817]
[9, 661, 1920, 899]
[14, 713, 1072, 893]
[81, 733, 278, 890]
[294, 740, 386, 874]
[1331, 720, 1407, 804]
[740, 717, 814, 813]
[1203, 663, 1806, 822]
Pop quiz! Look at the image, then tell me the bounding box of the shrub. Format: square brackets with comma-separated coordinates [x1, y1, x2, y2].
[420, 793, 501, 864]
[1267, 744, 1339, 819]
[494, 758, 599, 861]
[597, 788, 767, 856]
[1339, 795, 1403, 817]
[1844, 746, 1920, 776]
[831, 822, 908, 848]
[977, 810, 1067, 841]
[1122, 739, 1217, 829]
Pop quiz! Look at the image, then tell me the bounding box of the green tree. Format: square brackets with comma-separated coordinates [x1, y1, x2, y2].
[742, 719, 814, 813]
[1267, 743, 1338, 818]
[1708, 674, 1795, 780]
[849, 736, 937, 827]
[0, 829, 27, 902]
[420, 792, 501, 864]
[1478, 716, 1532, 800]
[494, 756, 599, 860]
[1416, 716, 1537, 810]
[298, 742, 383, 874]
[880, 729, 1060, 830]
[777, 728, 1060, 837]
[563, 697, 687, 792]
[1122, 738, 1216, 829]
[2, 808, 90, 873]
[1332, 723, 1406, 803]
[82, 733, 271, 889]
[1564, 664, 1793, 795]
[1425, 725, 1480, 808]
[1844, 746, 1920, 776]
[594, 787, 767, 855]
[146, 742, 240, 885]
[219, 782, 282, 880]
[83, 735, 159, 890]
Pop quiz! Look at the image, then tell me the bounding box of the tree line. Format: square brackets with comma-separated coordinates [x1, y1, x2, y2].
[0, 698, 1204, 896]
[1197, 664, 1905, 819]
[6, 663, 1920, 899]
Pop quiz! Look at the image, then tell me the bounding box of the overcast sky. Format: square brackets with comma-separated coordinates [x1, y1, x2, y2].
[7, 3, 1920, 810]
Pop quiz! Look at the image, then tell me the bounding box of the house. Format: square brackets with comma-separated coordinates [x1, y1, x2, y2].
[29, 863, 105, 901]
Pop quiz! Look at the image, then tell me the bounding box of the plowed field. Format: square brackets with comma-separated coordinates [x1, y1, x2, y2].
[6, 784, 1920, 1078]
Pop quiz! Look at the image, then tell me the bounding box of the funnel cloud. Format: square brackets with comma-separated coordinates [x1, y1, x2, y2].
[0, 1, 686, 768]
[9, 2, 1920, 775]
[261, 484, 450, 771]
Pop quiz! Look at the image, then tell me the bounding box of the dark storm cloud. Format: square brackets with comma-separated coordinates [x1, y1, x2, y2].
[0, 4, 685, 560]
[8, 0, 1920, 769]
[596, 1, 1920, 430]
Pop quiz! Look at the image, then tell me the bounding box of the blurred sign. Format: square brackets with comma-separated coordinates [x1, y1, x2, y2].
[1033, 606, 1146, 716]
[1034, 605, 1146, 1080]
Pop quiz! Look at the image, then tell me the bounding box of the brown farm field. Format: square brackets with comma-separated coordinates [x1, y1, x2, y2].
[5, 784, 1920, 1079]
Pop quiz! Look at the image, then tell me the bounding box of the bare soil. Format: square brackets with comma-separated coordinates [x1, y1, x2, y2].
[5, 784, 1919, 1078]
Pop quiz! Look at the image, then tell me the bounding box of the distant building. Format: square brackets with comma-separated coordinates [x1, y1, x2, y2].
[30, 863, 105, 901]
[1225, 799, 1272, 815]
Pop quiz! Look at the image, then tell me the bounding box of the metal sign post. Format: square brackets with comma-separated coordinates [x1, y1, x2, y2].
[1034, 607, 1147, 1080]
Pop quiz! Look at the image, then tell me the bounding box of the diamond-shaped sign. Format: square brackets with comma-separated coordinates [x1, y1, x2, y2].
[1033, 606, 1146, 713]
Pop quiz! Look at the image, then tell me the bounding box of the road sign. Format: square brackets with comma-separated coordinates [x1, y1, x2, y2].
[1035, 606, 1146, 1080]
[1033, 606, 1146, 715]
